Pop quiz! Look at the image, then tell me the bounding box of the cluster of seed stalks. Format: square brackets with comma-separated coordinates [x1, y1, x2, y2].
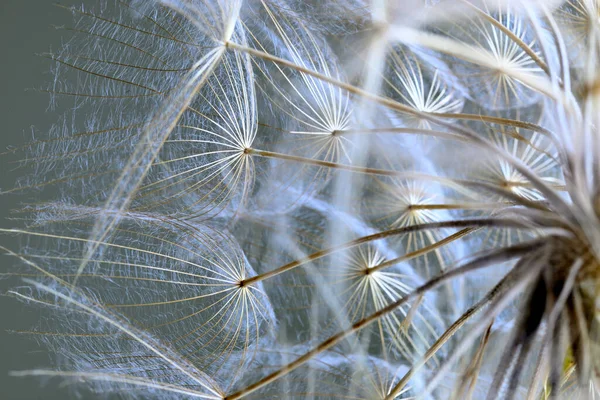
[2, 0, 600, 399]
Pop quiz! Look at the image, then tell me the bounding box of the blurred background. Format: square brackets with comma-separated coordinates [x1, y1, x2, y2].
[1, 1, 93, 399]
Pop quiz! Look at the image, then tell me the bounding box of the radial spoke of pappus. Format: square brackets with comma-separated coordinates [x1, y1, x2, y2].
[321, 29, 555, 135]
[234, 208, 468, 359]
[458, 0, 551, 75]
[476, 125, 563, 203]
[6, 1, 600, 400]
[238, 147, 564, 218]
[385, 24, 570, 107]
[362, 179, 472, 278]
[72, 47, 225, 275]
[116, 55, 568, 225]
[557, 0, 600, 51]
[439, 111, 565, 249]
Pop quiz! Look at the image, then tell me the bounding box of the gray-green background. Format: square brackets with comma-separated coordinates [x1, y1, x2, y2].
[1, 1, 94, 399]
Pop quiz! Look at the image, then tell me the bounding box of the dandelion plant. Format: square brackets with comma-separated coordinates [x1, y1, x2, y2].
[3, 0, 600, 398]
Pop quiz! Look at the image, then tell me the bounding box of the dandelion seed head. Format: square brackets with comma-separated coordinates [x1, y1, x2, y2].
[6, 0, 600, 398]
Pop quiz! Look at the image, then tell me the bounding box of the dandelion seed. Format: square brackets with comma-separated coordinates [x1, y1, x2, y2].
[434, 3, 550, 109]
[385, 47, 464, 129]
[2, 212, 276, 383]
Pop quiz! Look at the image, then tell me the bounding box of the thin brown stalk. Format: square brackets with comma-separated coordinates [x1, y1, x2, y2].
[241, 219, 528, 286]
[451, 321, 494, 400]
[245, 148, 562, 211]
[369, 228, 475, 274]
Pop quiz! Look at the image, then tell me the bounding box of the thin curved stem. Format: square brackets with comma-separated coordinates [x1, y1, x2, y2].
[241, 218, 529, 287]
[433, 112, 555, 139]
[370, 228, 474, 274]
[246, 148, 564, 210]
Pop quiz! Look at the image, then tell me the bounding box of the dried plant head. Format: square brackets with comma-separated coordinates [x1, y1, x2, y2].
[4, 0, 600, 399]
